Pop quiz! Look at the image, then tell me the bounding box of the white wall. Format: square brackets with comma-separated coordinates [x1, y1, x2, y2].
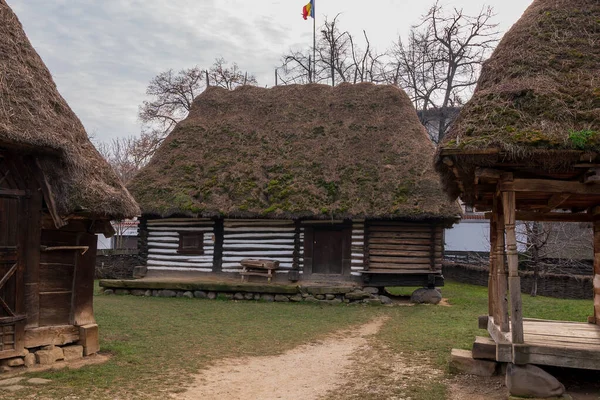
[96, 222, 139, 250]
[445, 220, 490, 252]
[445, 219, 527, 253]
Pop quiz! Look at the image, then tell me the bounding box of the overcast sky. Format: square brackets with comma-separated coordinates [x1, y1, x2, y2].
[9, 0, 533, 142]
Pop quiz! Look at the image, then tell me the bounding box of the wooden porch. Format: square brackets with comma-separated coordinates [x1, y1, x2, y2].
[486, 316, 600, 370]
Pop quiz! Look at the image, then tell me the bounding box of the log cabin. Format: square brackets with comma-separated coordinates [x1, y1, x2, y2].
[0, 1, 138, 364]
[436, 0, 600, 371]
[129, 83, 459, 287]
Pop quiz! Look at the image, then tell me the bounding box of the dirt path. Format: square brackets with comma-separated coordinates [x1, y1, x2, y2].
[176, 317, 388, 400]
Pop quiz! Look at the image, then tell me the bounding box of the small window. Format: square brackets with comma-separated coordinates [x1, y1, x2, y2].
[178, 232, 204, 254]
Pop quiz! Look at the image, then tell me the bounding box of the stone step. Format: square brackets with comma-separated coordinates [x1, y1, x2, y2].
[472, 336, 497, 361]
[449, 348, 498, 377]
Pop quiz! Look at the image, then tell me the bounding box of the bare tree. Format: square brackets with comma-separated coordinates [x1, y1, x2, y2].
[517, 221, 594, 297]
[139, 58, 258, 140]
[280, 15, 384, 86]
[95, 134, 159, 184]
[386, 1, 499, 143]
[208, 58, 258, 90]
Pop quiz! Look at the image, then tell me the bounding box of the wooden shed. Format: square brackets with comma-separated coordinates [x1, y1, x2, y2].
[0, 1, 138, 363]
[436, 0, 600, 370]
[129, 83, 459, 287]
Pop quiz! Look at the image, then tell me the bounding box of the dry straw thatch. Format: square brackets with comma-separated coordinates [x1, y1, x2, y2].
[439, 0, 599, 157]
[130, 83, 458, 220]
[0, 1, 138, 219]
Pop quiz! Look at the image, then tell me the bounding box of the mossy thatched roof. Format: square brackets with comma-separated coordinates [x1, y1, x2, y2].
[0, 1, 139, 219]
[129, 83, 459, 220]
[439, 0, 599, 156]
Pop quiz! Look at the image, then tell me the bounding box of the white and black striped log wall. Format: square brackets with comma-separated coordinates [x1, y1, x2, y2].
[145, 218, 216, 272]
[140, 218, 444, 279]
[222, 220, 300, 274]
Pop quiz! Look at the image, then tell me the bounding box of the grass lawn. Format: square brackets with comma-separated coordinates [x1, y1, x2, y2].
[5, 281, 592, 399]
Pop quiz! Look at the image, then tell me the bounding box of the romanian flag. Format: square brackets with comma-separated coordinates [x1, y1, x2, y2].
[302, 0, 314, 20]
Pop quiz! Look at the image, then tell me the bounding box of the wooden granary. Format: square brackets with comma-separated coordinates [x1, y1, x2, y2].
[0, 1, 138, 362]
[129, 83, 459, 287]
[436, 0, 600, 369]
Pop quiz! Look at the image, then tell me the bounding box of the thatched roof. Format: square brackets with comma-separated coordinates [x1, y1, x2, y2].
[0, 1, 139, 220]
[438, 0, 599, 158]
[129, 83, 459, 221]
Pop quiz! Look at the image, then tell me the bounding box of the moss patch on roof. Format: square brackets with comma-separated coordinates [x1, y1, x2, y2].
[129, 83, 458, 220]
[441, 0, 600, 155]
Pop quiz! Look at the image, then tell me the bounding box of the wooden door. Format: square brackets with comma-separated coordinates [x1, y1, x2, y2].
[0, 195, 25, 357]
[312, 228, 345, 275]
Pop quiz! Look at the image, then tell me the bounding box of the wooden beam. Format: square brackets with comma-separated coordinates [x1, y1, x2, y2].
[502, 190, 524, 344]
[541, 193, 572, 213]
[484, 211, 593, 222]
[34, 158, 67, 229]
[499, 179, 600, 195]
[439, 148, 500, 156]
[594, 207, 600, 326]
[495, 195, 509, 333]
[24, 325, 79, 348]
[488, 202, 497, 318]
[475, 168, 502, 181]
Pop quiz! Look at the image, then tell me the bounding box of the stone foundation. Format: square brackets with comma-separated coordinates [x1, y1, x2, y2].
[103, 286, 399, 305]
[0, 344, 86, 374]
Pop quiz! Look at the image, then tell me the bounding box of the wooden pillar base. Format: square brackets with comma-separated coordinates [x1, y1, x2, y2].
[77, 324, 99, 356]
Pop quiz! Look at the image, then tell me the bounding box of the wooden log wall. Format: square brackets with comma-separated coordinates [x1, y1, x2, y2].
[350, 221, 365, 276]
[222, 220, 302, 275]
[137, 217, 149, 266]
[146, 218, 215, 272]
[39, 231, 78, 327]
[367, 221, 443, 274]
[594, 211, 600, 325]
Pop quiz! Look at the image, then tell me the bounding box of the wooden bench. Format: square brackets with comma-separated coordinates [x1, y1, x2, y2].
[239, 259, 280, 283]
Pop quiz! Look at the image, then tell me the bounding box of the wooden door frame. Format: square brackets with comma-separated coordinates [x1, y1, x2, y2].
[0, 191, 29, 358]
[303, 222, 352, 281]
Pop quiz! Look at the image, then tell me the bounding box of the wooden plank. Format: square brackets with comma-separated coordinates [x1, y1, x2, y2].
[541, 193, 571, 213]
[439, 148, 500, 156]
[500, 178, 600, 195]
[503, 190, 524, 344]
[487, 317, 512, 363]
[517, 212, 592, 222]
[513, 344, 600, 369]
[369, 244, 438, 251]
[369, 256, 439, 264]
[363, 269, 441, 275]
[368, 263, 442, 269]
[369, 250, 442, 257]
[39, 292, 72, 326]
[33, 159, 67, 229]
[24, 325, 79, 348]
[370, 238, 434, 245]
[595, 213, 600, 326]
[71, 232, 97, 326]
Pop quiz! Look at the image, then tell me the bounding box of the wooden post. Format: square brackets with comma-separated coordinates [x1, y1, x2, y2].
[593, 207, 600, 325]
[495, 194, 509, 332]
[212, 219, 224, 273]
[24, 192, 42, 329]
[502, 190, 524, 344]
[488, 206, 497, 318]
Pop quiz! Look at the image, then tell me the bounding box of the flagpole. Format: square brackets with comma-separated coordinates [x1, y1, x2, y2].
[312, 0, 316, 82]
